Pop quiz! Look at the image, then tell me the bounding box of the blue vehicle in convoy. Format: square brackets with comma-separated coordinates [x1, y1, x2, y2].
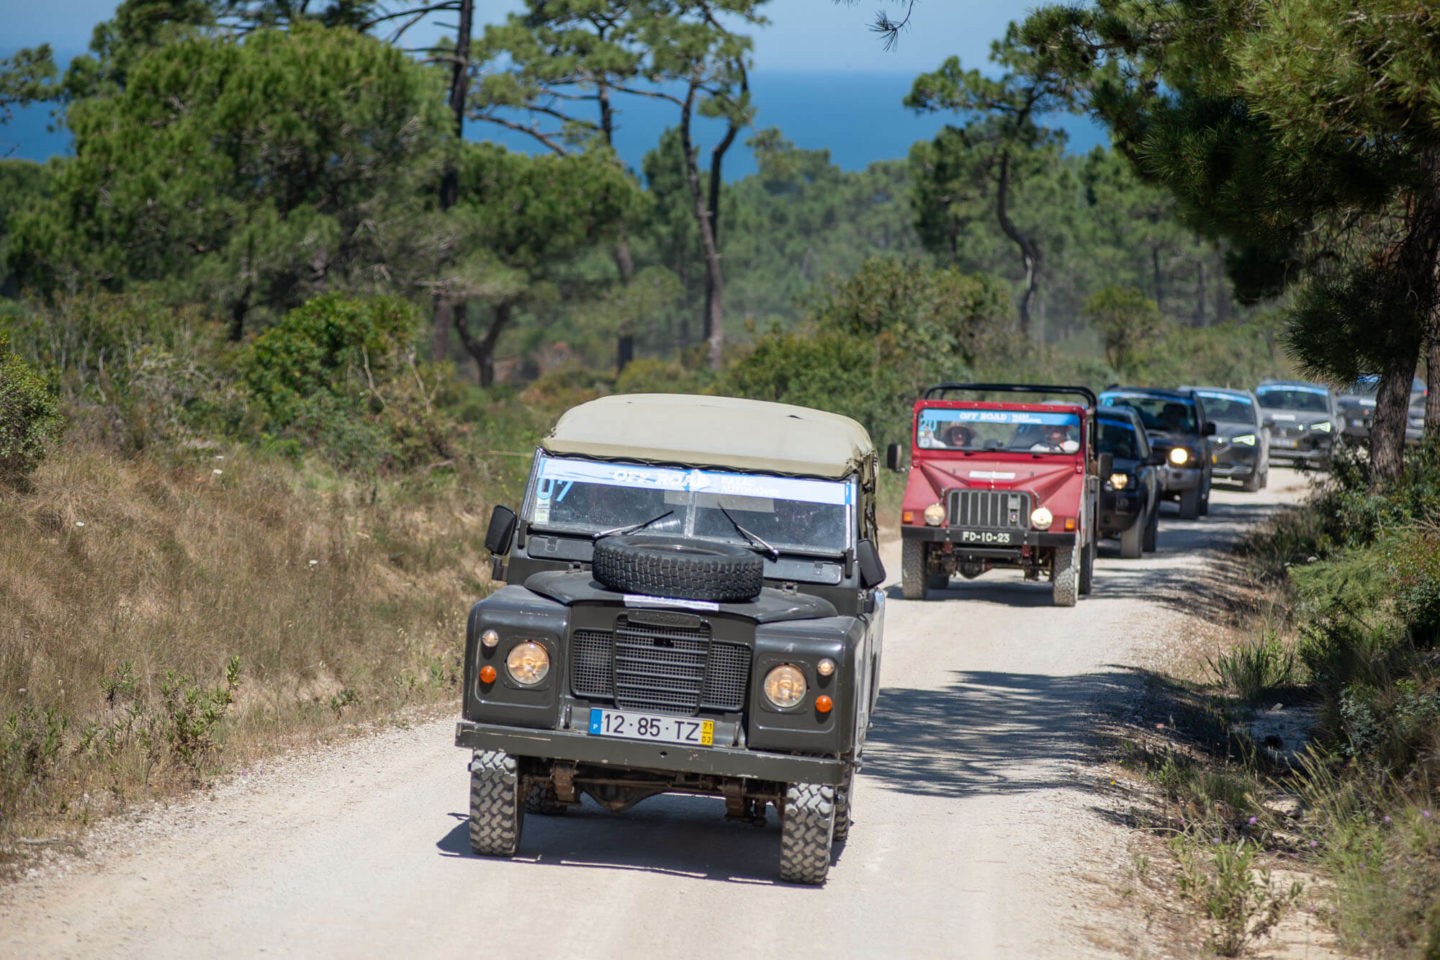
[1099, 387, 1216, 520]
[1256, 380, 1340, 468]
[1183, 386, 1270, 492]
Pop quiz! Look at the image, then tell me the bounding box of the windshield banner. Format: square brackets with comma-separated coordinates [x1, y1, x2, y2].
[920, 409, 1079, 428]
[537, 457, 852, 505]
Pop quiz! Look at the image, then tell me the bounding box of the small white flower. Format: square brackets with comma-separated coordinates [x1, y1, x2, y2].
[213, 469, 223, 476]
[75, 521, 85, 527]
[308, 559, 319, 566]
[214, 455, 225, 460]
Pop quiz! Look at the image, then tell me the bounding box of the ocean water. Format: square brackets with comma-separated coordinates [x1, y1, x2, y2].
[2, 70, 1108, 180]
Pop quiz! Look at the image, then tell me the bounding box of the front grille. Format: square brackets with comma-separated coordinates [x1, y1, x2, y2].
[948, 489, 1031, 529]
[569, 616, 751, 715]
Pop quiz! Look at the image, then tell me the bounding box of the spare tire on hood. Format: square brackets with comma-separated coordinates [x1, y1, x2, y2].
[592, 535, 764, 603]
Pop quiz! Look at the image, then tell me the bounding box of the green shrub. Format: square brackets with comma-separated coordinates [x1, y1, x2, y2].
[240, 294, 453, 473]
[1208, 632, 1297, 703]
[0, 332, 62, 487]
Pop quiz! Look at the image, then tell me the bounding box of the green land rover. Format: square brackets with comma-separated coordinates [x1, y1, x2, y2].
[456, 394, 887, 884]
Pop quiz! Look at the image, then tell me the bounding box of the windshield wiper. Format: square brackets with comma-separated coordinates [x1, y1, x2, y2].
[593, 509, 674, 540]
[719, 506, 780, 561]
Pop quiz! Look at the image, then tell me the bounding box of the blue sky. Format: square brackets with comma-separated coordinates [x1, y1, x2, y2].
[8, 1, 1012, 73]
[3, 2, 1103, 175]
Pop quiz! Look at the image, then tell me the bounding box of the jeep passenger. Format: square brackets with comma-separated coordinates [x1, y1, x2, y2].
[456, 394, 887, 884]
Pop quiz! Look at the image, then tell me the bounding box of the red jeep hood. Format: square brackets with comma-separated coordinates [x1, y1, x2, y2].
[904, 457, 1083, 518]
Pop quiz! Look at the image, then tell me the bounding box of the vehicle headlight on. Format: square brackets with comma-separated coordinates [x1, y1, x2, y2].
[923, 502, 945, 526]
[480, 629, 500, 649]
[1031, 506, 1054, 530]
[1109, 473, 1130, 491]
[505, 641, 550, 685]
[1168, 447, 1190, 466]
[816, 658, 836, 678]
[1232, 434, 1257, 446]
[1310, 421, 1333, 433]
[763, 664, 807, 709]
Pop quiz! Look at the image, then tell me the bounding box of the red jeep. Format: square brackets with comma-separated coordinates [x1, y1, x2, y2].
[886, 383, 1110, 606]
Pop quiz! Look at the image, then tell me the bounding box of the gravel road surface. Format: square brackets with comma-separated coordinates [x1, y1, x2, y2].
[0, 470, 1309, 959]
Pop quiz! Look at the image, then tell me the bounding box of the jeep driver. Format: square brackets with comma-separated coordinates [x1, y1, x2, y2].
[457, 394, 887, 884]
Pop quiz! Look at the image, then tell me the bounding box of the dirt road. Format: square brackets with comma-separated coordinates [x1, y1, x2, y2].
[0, 470, 1309, 959]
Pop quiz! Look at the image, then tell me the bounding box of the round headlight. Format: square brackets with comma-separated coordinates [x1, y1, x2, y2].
[1168, 447, 1189, 466]
[1031, 506, 1053, 530]
[505, 641, 550, 686]
[763, 664, 807, 709]
[1109, 473, 1129, 490]
[923, 502, 945, 526]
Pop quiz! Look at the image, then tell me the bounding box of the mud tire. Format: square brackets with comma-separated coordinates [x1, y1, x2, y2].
[1051, 544, 1078, 607]
[592, 535, 763, 602]
[779, 782, 836, 885]
[524, 781, 567, 816]
[1079, 529, 1096, 596]
[900, 540, 926, 600]
[469, 750, 524, 857]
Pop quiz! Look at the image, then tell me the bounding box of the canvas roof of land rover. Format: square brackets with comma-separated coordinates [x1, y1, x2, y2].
[542, 393, 875, 482]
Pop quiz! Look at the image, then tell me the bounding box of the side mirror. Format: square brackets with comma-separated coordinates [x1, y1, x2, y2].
[856, 539, 886, 590]
[1203, 421, 1218, 436]
[885, 443, 905, 472]
[484, 505, 518, 556]
[1096, 452, 1114, 479]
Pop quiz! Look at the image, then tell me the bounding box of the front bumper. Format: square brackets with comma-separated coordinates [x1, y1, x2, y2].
[1269, 437, 1331, 463]
[900, 525, 1077, 549]
[1158, 465, 1203, 493]
[1211, 445, 1260, 480]
[1099, 488, 1144, 536]
[455, 720, 846, 785]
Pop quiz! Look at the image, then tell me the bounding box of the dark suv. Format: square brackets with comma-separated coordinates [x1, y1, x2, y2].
[458, 394, 887, 885]
[1095, 405, 1161, 557]
[1098, 388, 1216, 520]
[1256, 380, 1339, 467]
[1184, 386, 1270, 492]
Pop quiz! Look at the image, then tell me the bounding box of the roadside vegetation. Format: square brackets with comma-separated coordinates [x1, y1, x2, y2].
[1102, 439, 1440, 957]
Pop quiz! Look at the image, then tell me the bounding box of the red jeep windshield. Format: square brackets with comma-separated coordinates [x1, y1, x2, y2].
[917, 407, 1082, 455]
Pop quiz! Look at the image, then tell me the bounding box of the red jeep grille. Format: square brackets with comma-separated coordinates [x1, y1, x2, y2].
[948, 489, 1031, 530]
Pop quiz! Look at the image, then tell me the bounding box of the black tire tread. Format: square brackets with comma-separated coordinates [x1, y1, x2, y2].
[900, 540, 925, 600]
[593, 535, 763, 603]
[779, 782, 835, 884]
[469, 750, 524, 857]
[1052, 545, 1077, 607]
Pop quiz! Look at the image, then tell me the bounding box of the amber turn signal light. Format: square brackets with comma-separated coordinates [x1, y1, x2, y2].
[901, 510, 914, 524]
[815, 695, 833, 714]
[479, 666, 497, 684]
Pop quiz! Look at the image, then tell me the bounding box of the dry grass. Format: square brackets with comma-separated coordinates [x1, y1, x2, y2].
[0, 441, 497, 872]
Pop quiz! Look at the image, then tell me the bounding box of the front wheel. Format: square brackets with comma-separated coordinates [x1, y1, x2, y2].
[779, 782, 836, 884]
[1119, 517, 1143, 558]
[1051, 544, 1078, 607]
[832, 771, 854, 845]
[1078, 530, 1096, 595]
[1178, 484, 1202, 520]
[469, 750, 524, 857]
[1241, 468, 1262, 493]
[900, 540, 926, 600]
[1198, 473, 1212, 516]
[1143, 503, 1159, 553]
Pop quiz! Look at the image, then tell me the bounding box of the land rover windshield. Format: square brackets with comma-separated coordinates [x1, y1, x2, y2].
[916, 408, 1082, 454]
[524, 453, 855, 554]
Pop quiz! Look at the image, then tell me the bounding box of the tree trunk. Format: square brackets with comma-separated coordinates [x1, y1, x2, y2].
[431, 0, 472, 361]
[454, 300, 511, 387]
[678, 78, 726, 370]
[994, 150, 1040, 338]
[1426, 304, 1440, 443]
[1152, 247, 1164, 311]
[1194, 259, 1206, 327]
[1371, 352, 1418, 485]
